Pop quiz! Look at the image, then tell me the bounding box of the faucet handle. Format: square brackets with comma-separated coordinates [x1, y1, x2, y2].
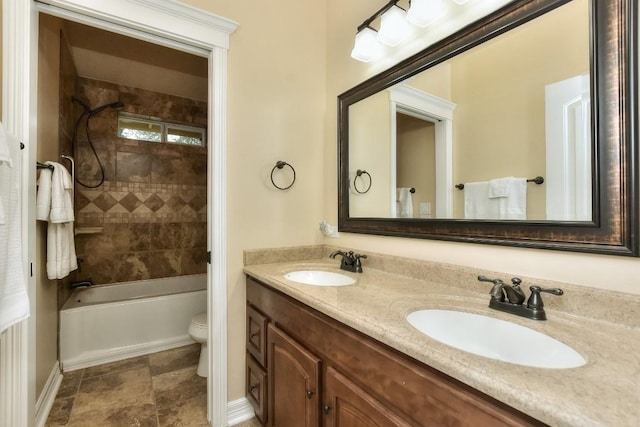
[353, 253, 367, 273]
[527, 286, 563, 310]
[477, 276, 505, 302]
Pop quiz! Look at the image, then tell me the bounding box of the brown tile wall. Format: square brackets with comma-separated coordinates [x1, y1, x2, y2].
[57, 31, 81, 307]
[73, 78, 207, 285]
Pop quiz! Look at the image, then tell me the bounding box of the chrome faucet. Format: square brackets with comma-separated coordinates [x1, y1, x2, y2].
[329, 250, 367, 273]
[477, 275, 563, 320]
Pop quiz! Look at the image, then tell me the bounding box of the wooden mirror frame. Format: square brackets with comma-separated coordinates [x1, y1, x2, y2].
[338, 0, 638, 256]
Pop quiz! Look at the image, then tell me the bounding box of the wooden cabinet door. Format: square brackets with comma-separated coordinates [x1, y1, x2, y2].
[268, 324, 321, 427]
[323, 366, 412, 427]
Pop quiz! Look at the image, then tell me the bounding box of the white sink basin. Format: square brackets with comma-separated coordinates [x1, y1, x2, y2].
[284, 270, 356, 286]
[406, 309, 585, 369]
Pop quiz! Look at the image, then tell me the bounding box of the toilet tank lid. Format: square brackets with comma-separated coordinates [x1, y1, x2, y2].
[192, 312, 207, 326]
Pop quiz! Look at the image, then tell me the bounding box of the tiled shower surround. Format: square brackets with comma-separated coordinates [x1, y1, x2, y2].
[73, 78, 207, 285]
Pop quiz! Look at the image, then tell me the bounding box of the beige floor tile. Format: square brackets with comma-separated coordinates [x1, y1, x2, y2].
[66, 392, 157, 427]
[149, 343, 200, 376]
[152, 365, 206, 409]
[82, 355, 149, 379]
[72, 366, 153, 416]
[45, 397, 74, 426]
[56, 370, 83, 399]
[156, 394, 208, 426]
[234, 417, 263, 427]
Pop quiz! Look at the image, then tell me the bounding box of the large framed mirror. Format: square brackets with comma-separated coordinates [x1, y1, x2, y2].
[338, 0, 637, 256]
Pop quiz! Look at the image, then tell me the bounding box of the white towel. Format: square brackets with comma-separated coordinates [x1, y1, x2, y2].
[36, 167, 53, 221]
[499, 178, 527, 220]
[36, 161, 78, 279]
[46, 222, 78, 280]
[464, 181, 499, 219]
[0, 124, 30, 334]
[0, 121, 14, 167]
[464, 179, 527, 220]
[396, 188, 414, 218]
[488, 177, 513, 198]
[48, 161, 74, 223]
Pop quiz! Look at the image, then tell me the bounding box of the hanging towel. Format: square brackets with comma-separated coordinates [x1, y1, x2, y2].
[498, 178, 527, 220]
[46, 222, 78, 280]
[464, 178, 527, 220]
[488, 177, 513, 198]
[37, 161, 78, 279]
[464, 181, 500, 219]
[0, 121, 14, 167]
[48, 162, 74, 223]
[0, 123, 30, 334]
[36, 167, 53, 221]
[396, 188, 414, 218]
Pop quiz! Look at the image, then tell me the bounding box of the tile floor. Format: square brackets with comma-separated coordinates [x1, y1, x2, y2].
[46, 344, 261, 427]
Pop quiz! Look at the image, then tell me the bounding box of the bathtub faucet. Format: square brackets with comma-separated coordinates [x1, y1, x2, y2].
[69, 280, 94, 290]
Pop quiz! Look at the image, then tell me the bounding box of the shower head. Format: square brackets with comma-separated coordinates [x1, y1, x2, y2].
[89, 101, 125, 116]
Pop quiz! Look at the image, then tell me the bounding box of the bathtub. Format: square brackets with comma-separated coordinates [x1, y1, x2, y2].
[60, 274, 207, 371]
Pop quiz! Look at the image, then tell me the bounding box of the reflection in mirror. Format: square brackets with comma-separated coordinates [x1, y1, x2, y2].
[348, 0, 590, 221]
[338, 0, 637, 255]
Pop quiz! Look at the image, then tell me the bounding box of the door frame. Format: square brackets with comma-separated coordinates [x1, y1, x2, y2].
[1, 1, 237, 425]
[388, 84, 456, 218]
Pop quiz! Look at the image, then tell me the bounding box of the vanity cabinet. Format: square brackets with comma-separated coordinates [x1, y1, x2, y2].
[246, 276, 545, 427]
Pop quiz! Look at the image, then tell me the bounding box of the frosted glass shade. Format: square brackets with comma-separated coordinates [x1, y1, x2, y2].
[351, 27, 382, 62]
[407, 0, 446, 28]
[377, 5, 410, 46]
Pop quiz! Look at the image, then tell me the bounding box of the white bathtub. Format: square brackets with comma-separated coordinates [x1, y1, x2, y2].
[60, 274, 207, 371]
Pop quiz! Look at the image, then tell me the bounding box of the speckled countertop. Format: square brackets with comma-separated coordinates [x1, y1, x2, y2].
[243, 247, 640, 427]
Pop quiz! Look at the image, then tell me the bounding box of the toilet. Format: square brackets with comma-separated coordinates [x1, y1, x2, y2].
[188, 312, 208, 377]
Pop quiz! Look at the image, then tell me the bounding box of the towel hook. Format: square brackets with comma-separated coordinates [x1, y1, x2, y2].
[271, 160, 296, 190]
[353, 169, 372, 194]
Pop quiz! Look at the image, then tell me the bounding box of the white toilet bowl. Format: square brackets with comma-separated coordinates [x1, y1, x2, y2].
[188, 312, 208, 377]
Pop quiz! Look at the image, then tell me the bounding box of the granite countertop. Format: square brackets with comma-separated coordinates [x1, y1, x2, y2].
[244, 258, 640, 427]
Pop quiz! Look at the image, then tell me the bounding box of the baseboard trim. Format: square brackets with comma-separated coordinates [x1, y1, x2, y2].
[35, 362, 63, 427]
[227, 397, 255, 426]
[62, 336, 194, 372]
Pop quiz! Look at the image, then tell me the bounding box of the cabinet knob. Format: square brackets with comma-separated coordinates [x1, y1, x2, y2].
[248, 384, 258, 392]
[306, 390, 314, 399]
[323, 405, 331, 415]
[249, 331, 260, 339]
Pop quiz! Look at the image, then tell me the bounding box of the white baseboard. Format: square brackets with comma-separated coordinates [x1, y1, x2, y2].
[62, 336, 194, 372]
[227, 397, 255, 425]
[35, 362, 63, 427]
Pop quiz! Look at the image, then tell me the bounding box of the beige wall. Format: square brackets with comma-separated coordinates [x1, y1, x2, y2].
[450, 0, 589, 218]
[35, 14, 63, 400]
[349, 90, 391, 217]
[181, 0, 327, 401]
[325, 0, 640, 307]
[397, 115, 435, 218]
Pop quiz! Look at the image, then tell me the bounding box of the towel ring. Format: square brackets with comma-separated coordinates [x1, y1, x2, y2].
[353, 169, 372, 194]
[271, 160, 296, 190]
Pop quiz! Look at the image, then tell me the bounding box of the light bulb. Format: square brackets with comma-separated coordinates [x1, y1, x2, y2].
[407, 0, 447, 28]
[351, 27, 382, 62]
[377, 5, 410, 46]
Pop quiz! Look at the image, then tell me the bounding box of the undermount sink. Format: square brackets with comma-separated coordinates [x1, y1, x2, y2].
[284, 270, 356, 286]
[406, 309, 585, 369]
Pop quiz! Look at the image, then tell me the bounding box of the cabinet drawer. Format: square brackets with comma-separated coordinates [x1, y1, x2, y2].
[247, 304, 268, 366]
[246, 353, 268, 425]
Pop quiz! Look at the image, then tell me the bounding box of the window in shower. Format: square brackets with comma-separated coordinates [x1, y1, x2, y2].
[117, 113, 206, 146]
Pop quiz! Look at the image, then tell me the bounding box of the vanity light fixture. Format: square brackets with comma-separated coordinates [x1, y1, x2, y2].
[351, 0, 456, 62]
[407, 0, 447, 28]
[377, 4, 411, 46]
[351, 26, 383, 62]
